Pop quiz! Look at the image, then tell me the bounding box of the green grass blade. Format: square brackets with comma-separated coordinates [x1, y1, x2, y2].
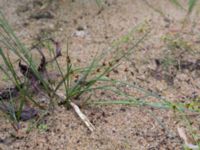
[188, 0, 197, 14]
[169, 0, 184, 9]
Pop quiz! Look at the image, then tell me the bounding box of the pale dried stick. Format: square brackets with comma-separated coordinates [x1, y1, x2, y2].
[55, 91, 95, 132]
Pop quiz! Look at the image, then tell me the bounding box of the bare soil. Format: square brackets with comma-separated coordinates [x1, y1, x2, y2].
[0, 0, 200, 149]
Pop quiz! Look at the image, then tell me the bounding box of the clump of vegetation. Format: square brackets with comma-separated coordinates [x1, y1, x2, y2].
[0, 10, 151, 132]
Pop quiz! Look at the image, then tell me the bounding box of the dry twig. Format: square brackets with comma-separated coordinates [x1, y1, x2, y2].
[55, 91, 95, 132]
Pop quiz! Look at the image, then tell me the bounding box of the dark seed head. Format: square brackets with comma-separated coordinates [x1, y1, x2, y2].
[124, 68, 128, 72]
[102, 62, 106, 66]
[66, 56, 71, 63]
[112, 69, 119, 74]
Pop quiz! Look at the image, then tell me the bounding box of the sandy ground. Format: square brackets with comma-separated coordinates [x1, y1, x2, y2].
[0, 0, 200, 149]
